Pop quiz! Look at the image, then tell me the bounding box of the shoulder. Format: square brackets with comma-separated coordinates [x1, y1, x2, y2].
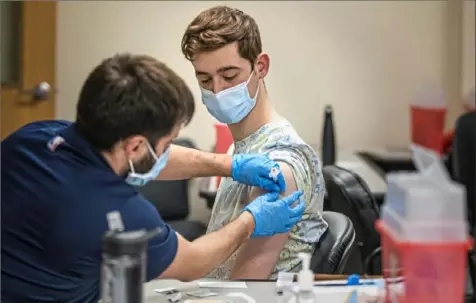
[2, 120, 71, 145]
[455, 111, 476, 134]
[120, 195, 178, 280]
[119, 194, 167, 230]
[260, 122, 320, 176]
[14, 120, 71, 138]
[257, 121, 324, 201]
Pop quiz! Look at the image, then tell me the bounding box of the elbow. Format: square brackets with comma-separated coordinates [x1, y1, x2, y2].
[177, 265, 210, 282]
[175, 275, 199, 283]
[178, 246, 214, 281]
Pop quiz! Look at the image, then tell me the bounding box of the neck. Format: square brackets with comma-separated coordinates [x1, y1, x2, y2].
[101, 149, 126, 176]
[228, 84, 278, 142]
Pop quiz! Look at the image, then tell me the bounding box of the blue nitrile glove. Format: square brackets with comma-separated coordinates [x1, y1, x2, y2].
[231, 154, 286, 193]
[243, 190, 305, 237]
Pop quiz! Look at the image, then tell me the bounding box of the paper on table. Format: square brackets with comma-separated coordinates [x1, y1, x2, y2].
[198, 281, 247, 289]
[227, 292, 256, 303]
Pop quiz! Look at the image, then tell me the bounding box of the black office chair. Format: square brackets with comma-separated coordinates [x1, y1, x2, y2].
[199, 177, 217, 210]
[310, 211, 355, 274]
[322, 165, 382, 275]
[137, 138, 207, 241]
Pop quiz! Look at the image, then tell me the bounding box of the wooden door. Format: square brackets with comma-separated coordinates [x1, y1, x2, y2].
[0, 2, 56, 139]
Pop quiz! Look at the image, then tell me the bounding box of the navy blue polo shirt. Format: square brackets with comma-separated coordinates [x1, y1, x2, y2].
[1, 120, 178, 302]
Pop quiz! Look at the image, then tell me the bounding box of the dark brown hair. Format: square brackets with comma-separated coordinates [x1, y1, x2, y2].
[181, 6, 262, 66]
[76, 53, 194, 151]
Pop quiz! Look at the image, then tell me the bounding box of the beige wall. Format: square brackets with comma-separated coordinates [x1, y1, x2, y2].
[463, 0, 475, 96]
[56, 1, 473, 223]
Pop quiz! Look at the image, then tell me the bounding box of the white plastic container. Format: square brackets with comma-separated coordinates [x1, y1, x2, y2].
[381, 144, 467, 242]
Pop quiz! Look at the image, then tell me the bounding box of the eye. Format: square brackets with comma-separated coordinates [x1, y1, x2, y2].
[200, 78, 211, 85]
[223, 75, 237, 82]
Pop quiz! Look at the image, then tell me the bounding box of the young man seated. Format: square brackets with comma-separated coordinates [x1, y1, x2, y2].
[181, 6, 329, 279]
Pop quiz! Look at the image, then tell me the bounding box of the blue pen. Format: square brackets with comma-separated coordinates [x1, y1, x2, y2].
[314, 281, 376, 287]
[314, 274, 377, 287]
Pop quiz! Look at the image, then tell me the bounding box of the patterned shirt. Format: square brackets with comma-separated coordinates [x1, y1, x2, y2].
[205, 119, 328, 279]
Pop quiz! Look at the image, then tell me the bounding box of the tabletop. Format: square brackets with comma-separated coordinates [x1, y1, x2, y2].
[334, 152, 387, 195]
[143, 278, 380, 303]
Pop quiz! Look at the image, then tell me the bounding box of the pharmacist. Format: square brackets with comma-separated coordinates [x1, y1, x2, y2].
[1, 53, 305, 302]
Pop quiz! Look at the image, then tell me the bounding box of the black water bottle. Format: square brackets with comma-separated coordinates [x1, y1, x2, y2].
[101, 228, 160, 303]
[321, 105, 336, 166]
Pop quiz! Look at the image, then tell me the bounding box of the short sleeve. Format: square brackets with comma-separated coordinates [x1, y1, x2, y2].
[121, 195, 178, 281]
[266, 144, 320, 205]
[266, 144, 327, 244]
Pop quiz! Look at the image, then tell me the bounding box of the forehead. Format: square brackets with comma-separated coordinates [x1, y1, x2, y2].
[192, 42, 249, 74]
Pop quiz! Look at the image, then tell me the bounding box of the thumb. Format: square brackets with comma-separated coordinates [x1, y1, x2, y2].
[261, 191, 280, 202]
[282, 190, 304, 207]
[289, 199, 306, 218]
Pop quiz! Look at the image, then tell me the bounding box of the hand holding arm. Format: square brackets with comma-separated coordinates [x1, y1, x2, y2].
[158, 189, 304, 281]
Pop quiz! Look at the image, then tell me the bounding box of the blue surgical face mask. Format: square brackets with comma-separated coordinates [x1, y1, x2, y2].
[200, 73, 260, 124]
[125, 141, 170, 187]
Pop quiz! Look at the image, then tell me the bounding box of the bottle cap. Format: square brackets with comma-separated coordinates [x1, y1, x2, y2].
[102, 227, 161, 257]
[297, 253, 314, 291]
[347, 274, 360, 286]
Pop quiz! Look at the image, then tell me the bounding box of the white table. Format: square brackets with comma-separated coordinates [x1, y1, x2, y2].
[144, 279, 382, 303]
[334, 151, 387, 196]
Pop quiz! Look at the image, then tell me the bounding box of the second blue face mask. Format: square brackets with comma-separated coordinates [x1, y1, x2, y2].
[125, 142, 170, 187]
[200, 73, 260, 124]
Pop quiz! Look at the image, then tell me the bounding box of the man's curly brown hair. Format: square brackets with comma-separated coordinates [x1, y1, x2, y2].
[181, 6, 262, 66]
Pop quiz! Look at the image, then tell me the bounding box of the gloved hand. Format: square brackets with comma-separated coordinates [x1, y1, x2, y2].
[243, 190, 305, 237]
[231, 154, 286, 193]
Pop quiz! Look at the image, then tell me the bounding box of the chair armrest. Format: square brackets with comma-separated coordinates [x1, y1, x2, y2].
[364, 246, 382, 275]
[199, 177, 217, 209]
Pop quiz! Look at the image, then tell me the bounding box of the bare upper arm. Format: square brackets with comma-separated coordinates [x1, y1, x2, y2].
[230, 162, 300, 279]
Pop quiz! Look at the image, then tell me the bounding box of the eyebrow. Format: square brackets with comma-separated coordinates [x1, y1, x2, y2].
[195, 66, 241, 76]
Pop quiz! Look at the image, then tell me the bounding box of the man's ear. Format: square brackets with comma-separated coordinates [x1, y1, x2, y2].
[123, 135, 146, 160]
[256, 53, 270, 78]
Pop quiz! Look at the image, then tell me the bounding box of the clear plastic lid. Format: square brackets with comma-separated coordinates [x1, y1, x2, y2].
[381, 144, 467, 241]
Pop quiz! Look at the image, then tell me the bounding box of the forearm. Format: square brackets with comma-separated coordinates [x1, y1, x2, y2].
[230, 235, 287, 279]
[157, 144, 232, 180]
[189, 212, 255, 278]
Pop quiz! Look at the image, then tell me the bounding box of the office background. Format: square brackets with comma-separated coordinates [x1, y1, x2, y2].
[50, 1, 474, 223]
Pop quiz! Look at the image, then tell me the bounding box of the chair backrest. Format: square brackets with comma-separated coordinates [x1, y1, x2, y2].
[311, 211, 355, 274]
[136, 138, 197, 221]
[452, 111, 476, 236]
[322, 165, 381, 274]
